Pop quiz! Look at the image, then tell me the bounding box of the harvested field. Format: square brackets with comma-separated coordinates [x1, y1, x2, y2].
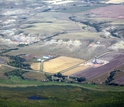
[43, 56, 85, 74]
[72, 52, 124, 80]
[88, 5, 124, 19]
[23, 72, 46, 81]
[30, 63, 40, 71]
[62, 65, 88, 76]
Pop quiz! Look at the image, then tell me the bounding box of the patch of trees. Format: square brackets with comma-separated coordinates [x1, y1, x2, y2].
[7, 55, 31, 69]
[79, 21, 108, 32]
[42, 8, 51, 12]
[0, 34, 4, 37]
[45, 32, 67, 41]
[21, 25, 34, 29]
[17, 44, 29, 47]
[46, 72, 86, 83]
[0, 48, 18, 55]
[105, 70, 121, 85]
[77, 77, 86, 82]
[4, 69, 28, 79]
[109, 28, 124, 38]
[69, 16, 110, 32]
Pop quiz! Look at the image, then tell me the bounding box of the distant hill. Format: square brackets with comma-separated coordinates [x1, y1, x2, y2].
[106, 0, 124, 4]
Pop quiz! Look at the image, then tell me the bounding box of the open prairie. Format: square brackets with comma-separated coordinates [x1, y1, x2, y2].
[22, 12, 81, 35]
[43, 56, 85, 73]
[53, 32, 103, 40]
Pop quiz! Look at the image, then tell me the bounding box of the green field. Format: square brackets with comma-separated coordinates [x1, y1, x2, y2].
[0, 85, 124, 107]
[0, 68, 124, 107]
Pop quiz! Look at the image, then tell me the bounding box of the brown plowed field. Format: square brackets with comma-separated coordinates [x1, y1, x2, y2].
[88, 5, 124, 19]
[72, 53, 124, 80]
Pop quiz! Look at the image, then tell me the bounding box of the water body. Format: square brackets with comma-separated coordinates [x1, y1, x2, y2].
[28, 96, 42, 100]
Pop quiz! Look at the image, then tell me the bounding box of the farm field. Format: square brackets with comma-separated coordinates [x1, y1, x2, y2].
[72, 52, 124, 82]
[30, 63, 40, 71]
[62, 65, 88, 76]
[43, 56, 85, 73]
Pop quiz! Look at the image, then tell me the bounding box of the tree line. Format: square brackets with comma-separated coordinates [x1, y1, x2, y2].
[7, 55, 31, 70]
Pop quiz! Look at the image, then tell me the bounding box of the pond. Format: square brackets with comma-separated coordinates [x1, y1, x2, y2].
[28, 96, 43, 100]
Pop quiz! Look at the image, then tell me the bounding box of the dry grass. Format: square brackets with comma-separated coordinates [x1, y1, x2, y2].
[0, 72, 8, 79]
[114, 72, 124, 80]
[91, 73, 109, 84]
[0, 65, 12, 79]
[24, 20, 80, 34]
[43, 56, 84, 73]
[62, 65, 88, 76]
[53, 32, 102, 40]
[31, 63, 40, 71]
[23, 72, 46, 81]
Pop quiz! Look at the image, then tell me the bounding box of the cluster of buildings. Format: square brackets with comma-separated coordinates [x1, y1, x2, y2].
[37, 54, 58, 62]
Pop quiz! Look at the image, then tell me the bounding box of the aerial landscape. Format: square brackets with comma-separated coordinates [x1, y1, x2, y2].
[0, 0, 124, 107]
